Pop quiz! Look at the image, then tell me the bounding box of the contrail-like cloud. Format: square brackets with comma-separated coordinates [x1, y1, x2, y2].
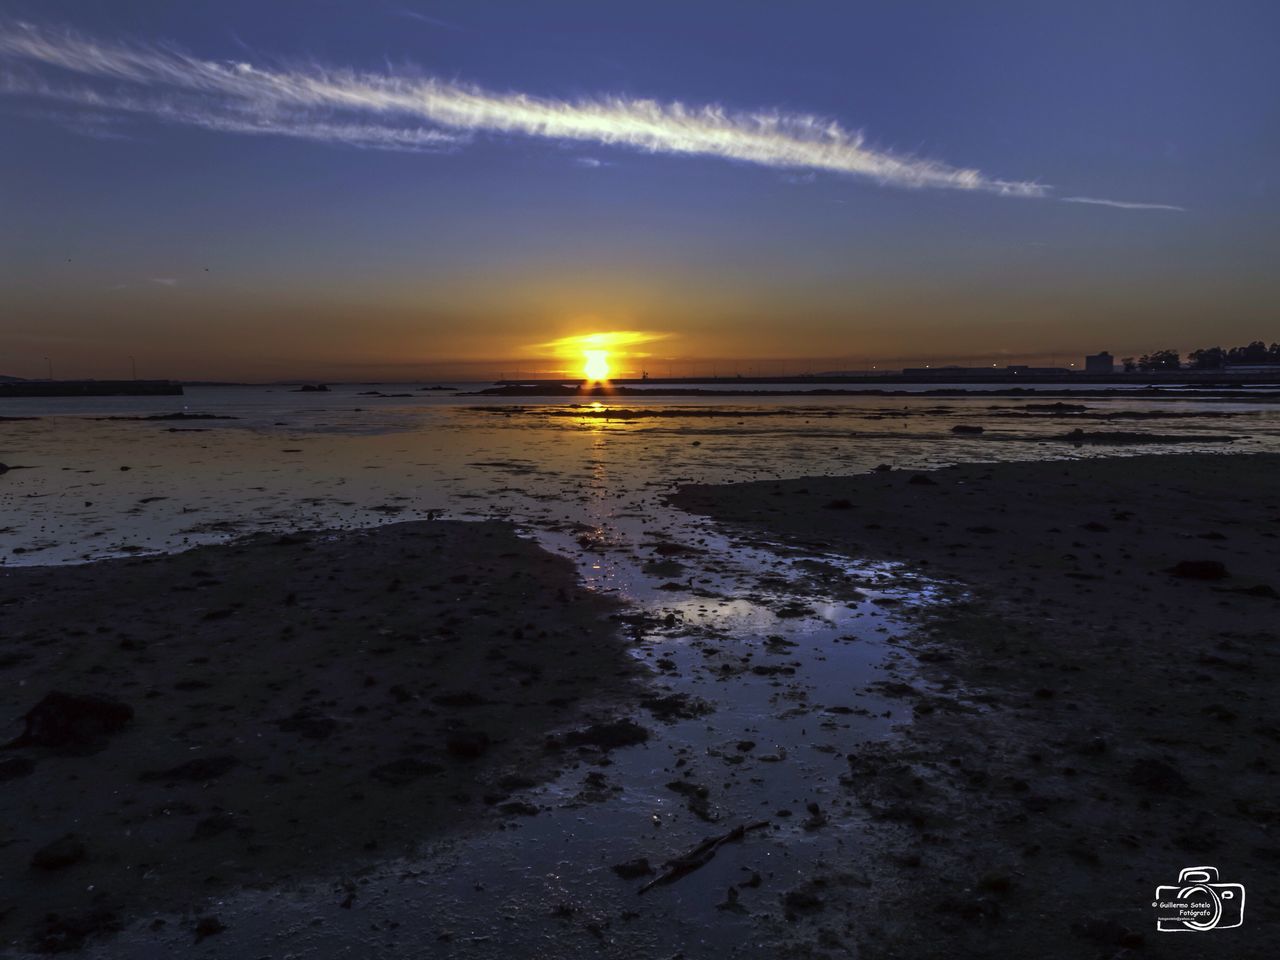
[1060, 196, 1187, 212]
[0, 21, 1177, 209]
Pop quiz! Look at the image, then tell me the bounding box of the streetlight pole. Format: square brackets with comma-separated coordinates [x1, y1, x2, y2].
[130, 356, 137, 380]
[44, 357, 53, 381]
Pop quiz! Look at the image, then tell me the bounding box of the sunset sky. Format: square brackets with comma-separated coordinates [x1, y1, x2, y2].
[1, 1, 1276, 380]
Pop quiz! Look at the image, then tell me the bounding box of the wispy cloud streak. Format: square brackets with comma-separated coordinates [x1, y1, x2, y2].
[1060, 196, 1186, 212]
[0, 21, 1176, 209]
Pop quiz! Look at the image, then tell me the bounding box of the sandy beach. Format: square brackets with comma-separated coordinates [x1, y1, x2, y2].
[4, 449, 1275, 956]
[673, 452, 1280, 958]
[0, 521, 639, 952]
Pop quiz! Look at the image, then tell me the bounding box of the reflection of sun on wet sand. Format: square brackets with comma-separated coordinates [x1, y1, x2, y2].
[672, 453, 1280, 957]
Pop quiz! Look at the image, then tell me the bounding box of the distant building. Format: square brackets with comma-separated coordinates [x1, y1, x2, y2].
[1085, 351, 1114, 374]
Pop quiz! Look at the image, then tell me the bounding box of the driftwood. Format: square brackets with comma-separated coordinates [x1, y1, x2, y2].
[638, 820, 770, 894]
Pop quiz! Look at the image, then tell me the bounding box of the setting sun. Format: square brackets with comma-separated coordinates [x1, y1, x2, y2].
[533, 331, 667, 380]
[583, 349, 610, 381]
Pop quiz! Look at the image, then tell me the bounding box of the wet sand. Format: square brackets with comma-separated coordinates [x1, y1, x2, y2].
[0, 521, 638, 953]
[5, 396, 1280, 957]
[673, 453, 1280, 958]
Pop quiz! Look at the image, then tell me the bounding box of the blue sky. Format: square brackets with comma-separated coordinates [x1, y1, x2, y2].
[1, 1, 1276, 379]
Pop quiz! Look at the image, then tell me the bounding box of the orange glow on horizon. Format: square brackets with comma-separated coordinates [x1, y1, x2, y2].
[534, 330, 668, 380]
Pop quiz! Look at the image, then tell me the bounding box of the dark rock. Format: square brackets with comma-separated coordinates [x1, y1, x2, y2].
[497, 800, 539, 816]
[445, 730, 490, 759]
[666, 779, 710, 801]
[370, 758, 443, 785]
[191, 812, 237, 840]
[640, 693, 713, 721]
[716, 886, 747, 913]
[276, 709, 338, 740]
[430, 691, 489, 708]
[193, 915, 226, 942]
[1237, 583, 1280, 598]
[1060, 428, 1234, 445]
[936, 895, 1001, 923]
[497, 773, 540, 792]
[824, 498, 854, 510]
[1167, 560, 1229, 580]
[33, 911, 121, 953]
[9, 692, 133, 752]
[611, 858, 654, 879]
[139, 755, 239, 782]
[1071, 916, 1144, 948]
[563, 718, 649, 750]
[1201, 703, 1237, 723]
[951, 425, 985, 434]
[776, 602, 815, 618]
[908, 474, 938, 486]
[802, 801, 828, 830]
[966, 525, 998, 534]
[1077, 736, 1108, 756]
[1127, 757, 1192, 795]
[869, 680, 918, 698]
[978, 871, 1014, 894]
[0, 756, 36, 781]
[31, 834, 86, 870]
[1026, 402, 1087, 413]
[783, 888, 825, 916]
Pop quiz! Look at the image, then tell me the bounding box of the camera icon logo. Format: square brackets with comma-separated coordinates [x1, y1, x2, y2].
[1152, 866, 1245, 932]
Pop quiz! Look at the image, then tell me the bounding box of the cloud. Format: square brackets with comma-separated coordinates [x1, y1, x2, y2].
[150, 277, 178, 286]
[0, 20, 1176, 209]
[1060, 196, 1186, 212]
[53, 110, 134, 140]
[573, 156, 604, 168]
[396, 9, 465, 32]
[0, 71, 466, 152]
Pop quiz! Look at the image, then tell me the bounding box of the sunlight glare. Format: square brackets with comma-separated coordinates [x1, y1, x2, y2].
[583, 349, 610, 381]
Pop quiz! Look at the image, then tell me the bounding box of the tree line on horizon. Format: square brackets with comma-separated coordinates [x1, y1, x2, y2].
[1120, 340, 1280, 372]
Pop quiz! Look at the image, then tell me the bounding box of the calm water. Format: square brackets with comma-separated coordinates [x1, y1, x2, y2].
[2, 383, 1275, 569]
[3, 384, 1278, 958]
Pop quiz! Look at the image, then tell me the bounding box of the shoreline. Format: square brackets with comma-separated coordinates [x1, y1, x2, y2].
[672, 452, 1279, 958]
[469, 383, 1280, 400]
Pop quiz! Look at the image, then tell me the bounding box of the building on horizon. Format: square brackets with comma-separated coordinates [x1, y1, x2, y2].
[1085, 351, 1115, 374]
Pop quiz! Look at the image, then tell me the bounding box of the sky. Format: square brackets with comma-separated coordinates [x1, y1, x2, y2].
[0, 0, 1277, 380]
